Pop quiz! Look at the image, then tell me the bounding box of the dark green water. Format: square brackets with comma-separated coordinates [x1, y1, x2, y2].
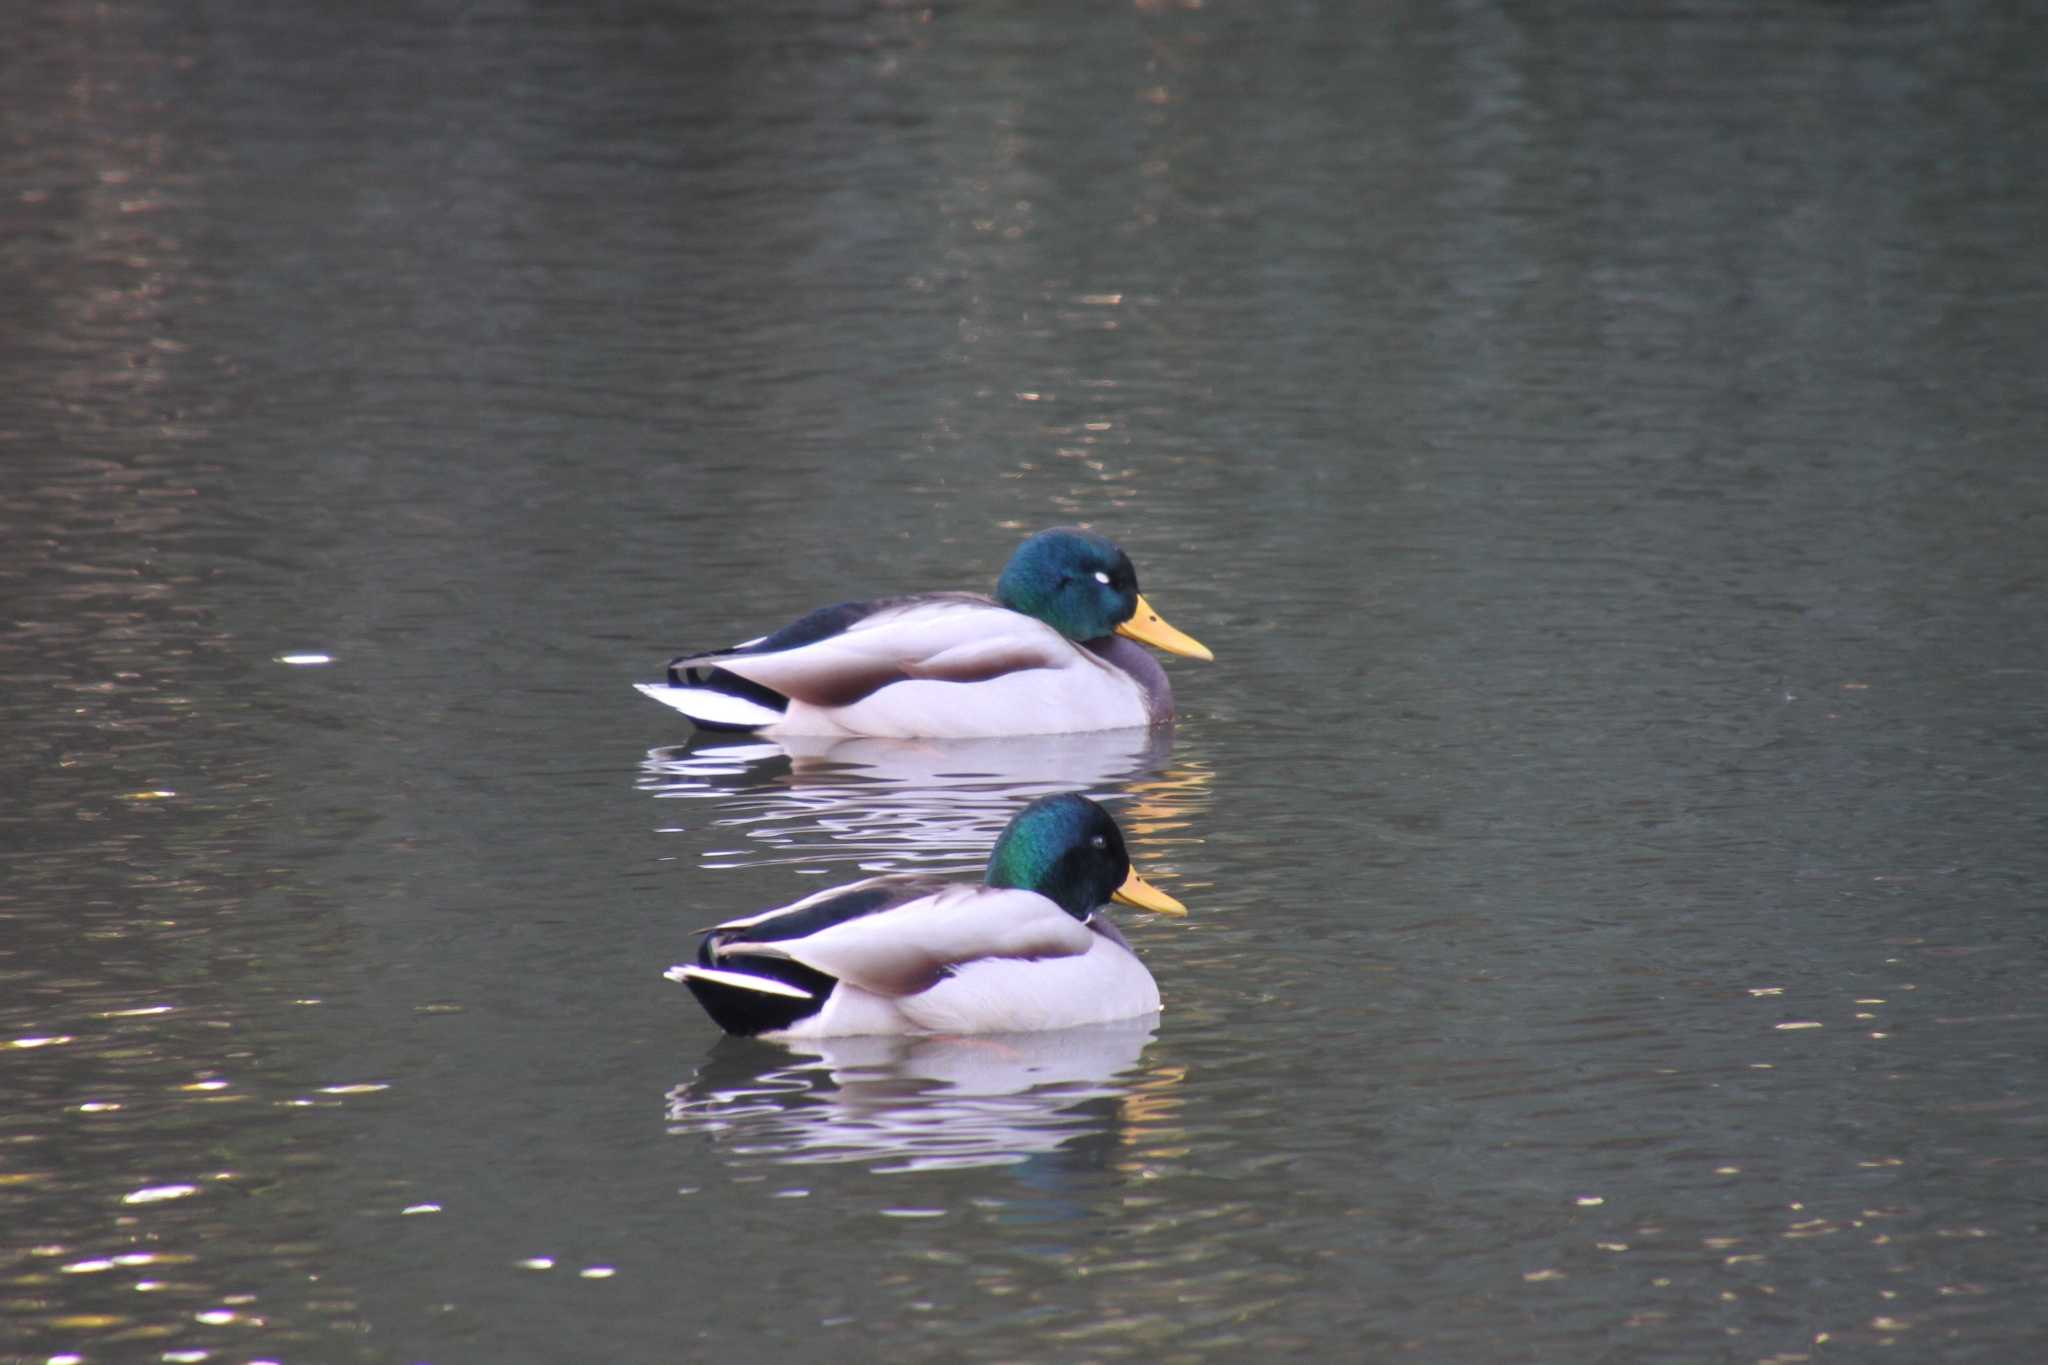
[5, 1, 2046, 1360]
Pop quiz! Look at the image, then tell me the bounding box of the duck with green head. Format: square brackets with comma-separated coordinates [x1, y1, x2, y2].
[669, 793, 1187, 1037]
[636, 527, 1212, 737]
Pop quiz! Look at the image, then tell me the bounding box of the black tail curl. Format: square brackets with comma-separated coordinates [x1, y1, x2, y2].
[683, 950, 839, 1036]
[662, 659, 792, 719]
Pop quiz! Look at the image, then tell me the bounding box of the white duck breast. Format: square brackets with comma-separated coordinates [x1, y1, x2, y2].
[891, 924, 1163, 1035]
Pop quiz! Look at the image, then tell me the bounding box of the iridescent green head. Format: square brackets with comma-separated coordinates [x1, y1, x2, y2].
[993, 528, 1214, 659]
[993, 528, 1140, 643]
[984, 793, 1187, 921]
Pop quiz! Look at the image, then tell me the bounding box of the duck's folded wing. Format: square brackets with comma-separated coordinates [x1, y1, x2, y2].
[722, 885, 1095, 998]
[674, 595, 1075, 709]
[705, 873, 946, 939]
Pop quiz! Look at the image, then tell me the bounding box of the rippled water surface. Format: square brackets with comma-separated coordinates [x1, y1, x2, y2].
[5, 1, 2047, 1361]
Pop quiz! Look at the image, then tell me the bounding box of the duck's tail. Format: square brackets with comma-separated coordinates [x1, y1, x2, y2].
[665, 963, 826, 1036]
[634, 663, 789, 731]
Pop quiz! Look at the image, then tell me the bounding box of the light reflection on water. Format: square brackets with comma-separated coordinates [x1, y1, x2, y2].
[638, 727, 1213, 881]
[665, 1018, 1172, 1176]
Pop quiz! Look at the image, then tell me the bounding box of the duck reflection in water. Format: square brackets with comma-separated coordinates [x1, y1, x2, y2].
[665, 1018, 1181, 1177]
[640, 726, 1210, 880]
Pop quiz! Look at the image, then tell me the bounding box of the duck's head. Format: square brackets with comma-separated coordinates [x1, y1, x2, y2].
[994, 527, 1213, 660]
[984, 793, 1188, 921]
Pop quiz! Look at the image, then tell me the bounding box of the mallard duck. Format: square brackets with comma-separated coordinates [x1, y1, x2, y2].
[668, 793, 1187, 1038]
[635, 527, 1211, 737]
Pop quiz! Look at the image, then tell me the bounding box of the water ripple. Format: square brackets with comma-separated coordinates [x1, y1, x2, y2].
[665, 1019, 1168, 1177]
[638, 728, 1213, 880]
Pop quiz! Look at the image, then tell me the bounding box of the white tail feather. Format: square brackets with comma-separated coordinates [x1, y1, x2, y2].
[667, 965, 816, 999]
[635, 682, 783, 729]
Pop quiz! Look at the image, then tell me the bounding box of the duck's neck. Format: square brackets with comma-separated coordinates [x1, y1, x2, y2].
[1084, 636, 1173, 721]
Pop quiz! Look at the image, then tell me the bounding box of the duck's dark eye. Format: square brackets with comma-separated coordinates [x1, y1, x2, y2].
[1093, 570, 1111, 585]
[1090, 834, 1108, 849]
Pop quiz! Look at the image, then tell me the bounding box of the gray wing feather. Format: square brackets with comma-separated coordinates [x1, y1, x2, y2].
[697, 597, 1075, 710]
[725, 885, 1093, 998]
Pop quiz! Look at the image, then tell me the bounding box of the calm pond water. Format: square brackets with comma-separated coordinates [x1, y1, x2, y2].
[6, 0, 2047, 1361]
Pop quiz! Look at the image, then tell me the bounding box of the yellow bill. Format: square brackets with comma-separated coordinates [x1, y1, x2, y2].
[1113, 867, 1188, 916]
[1116, 594, 1214, 661]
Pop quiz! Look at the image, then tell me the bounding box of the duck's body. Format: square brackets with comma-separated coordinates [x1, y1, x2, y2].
[672, 875, 1163, 1038]
[669, 794, 1186, 1039]
[638, 530, 1209, 738]
[638, 594, 1174, 737]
